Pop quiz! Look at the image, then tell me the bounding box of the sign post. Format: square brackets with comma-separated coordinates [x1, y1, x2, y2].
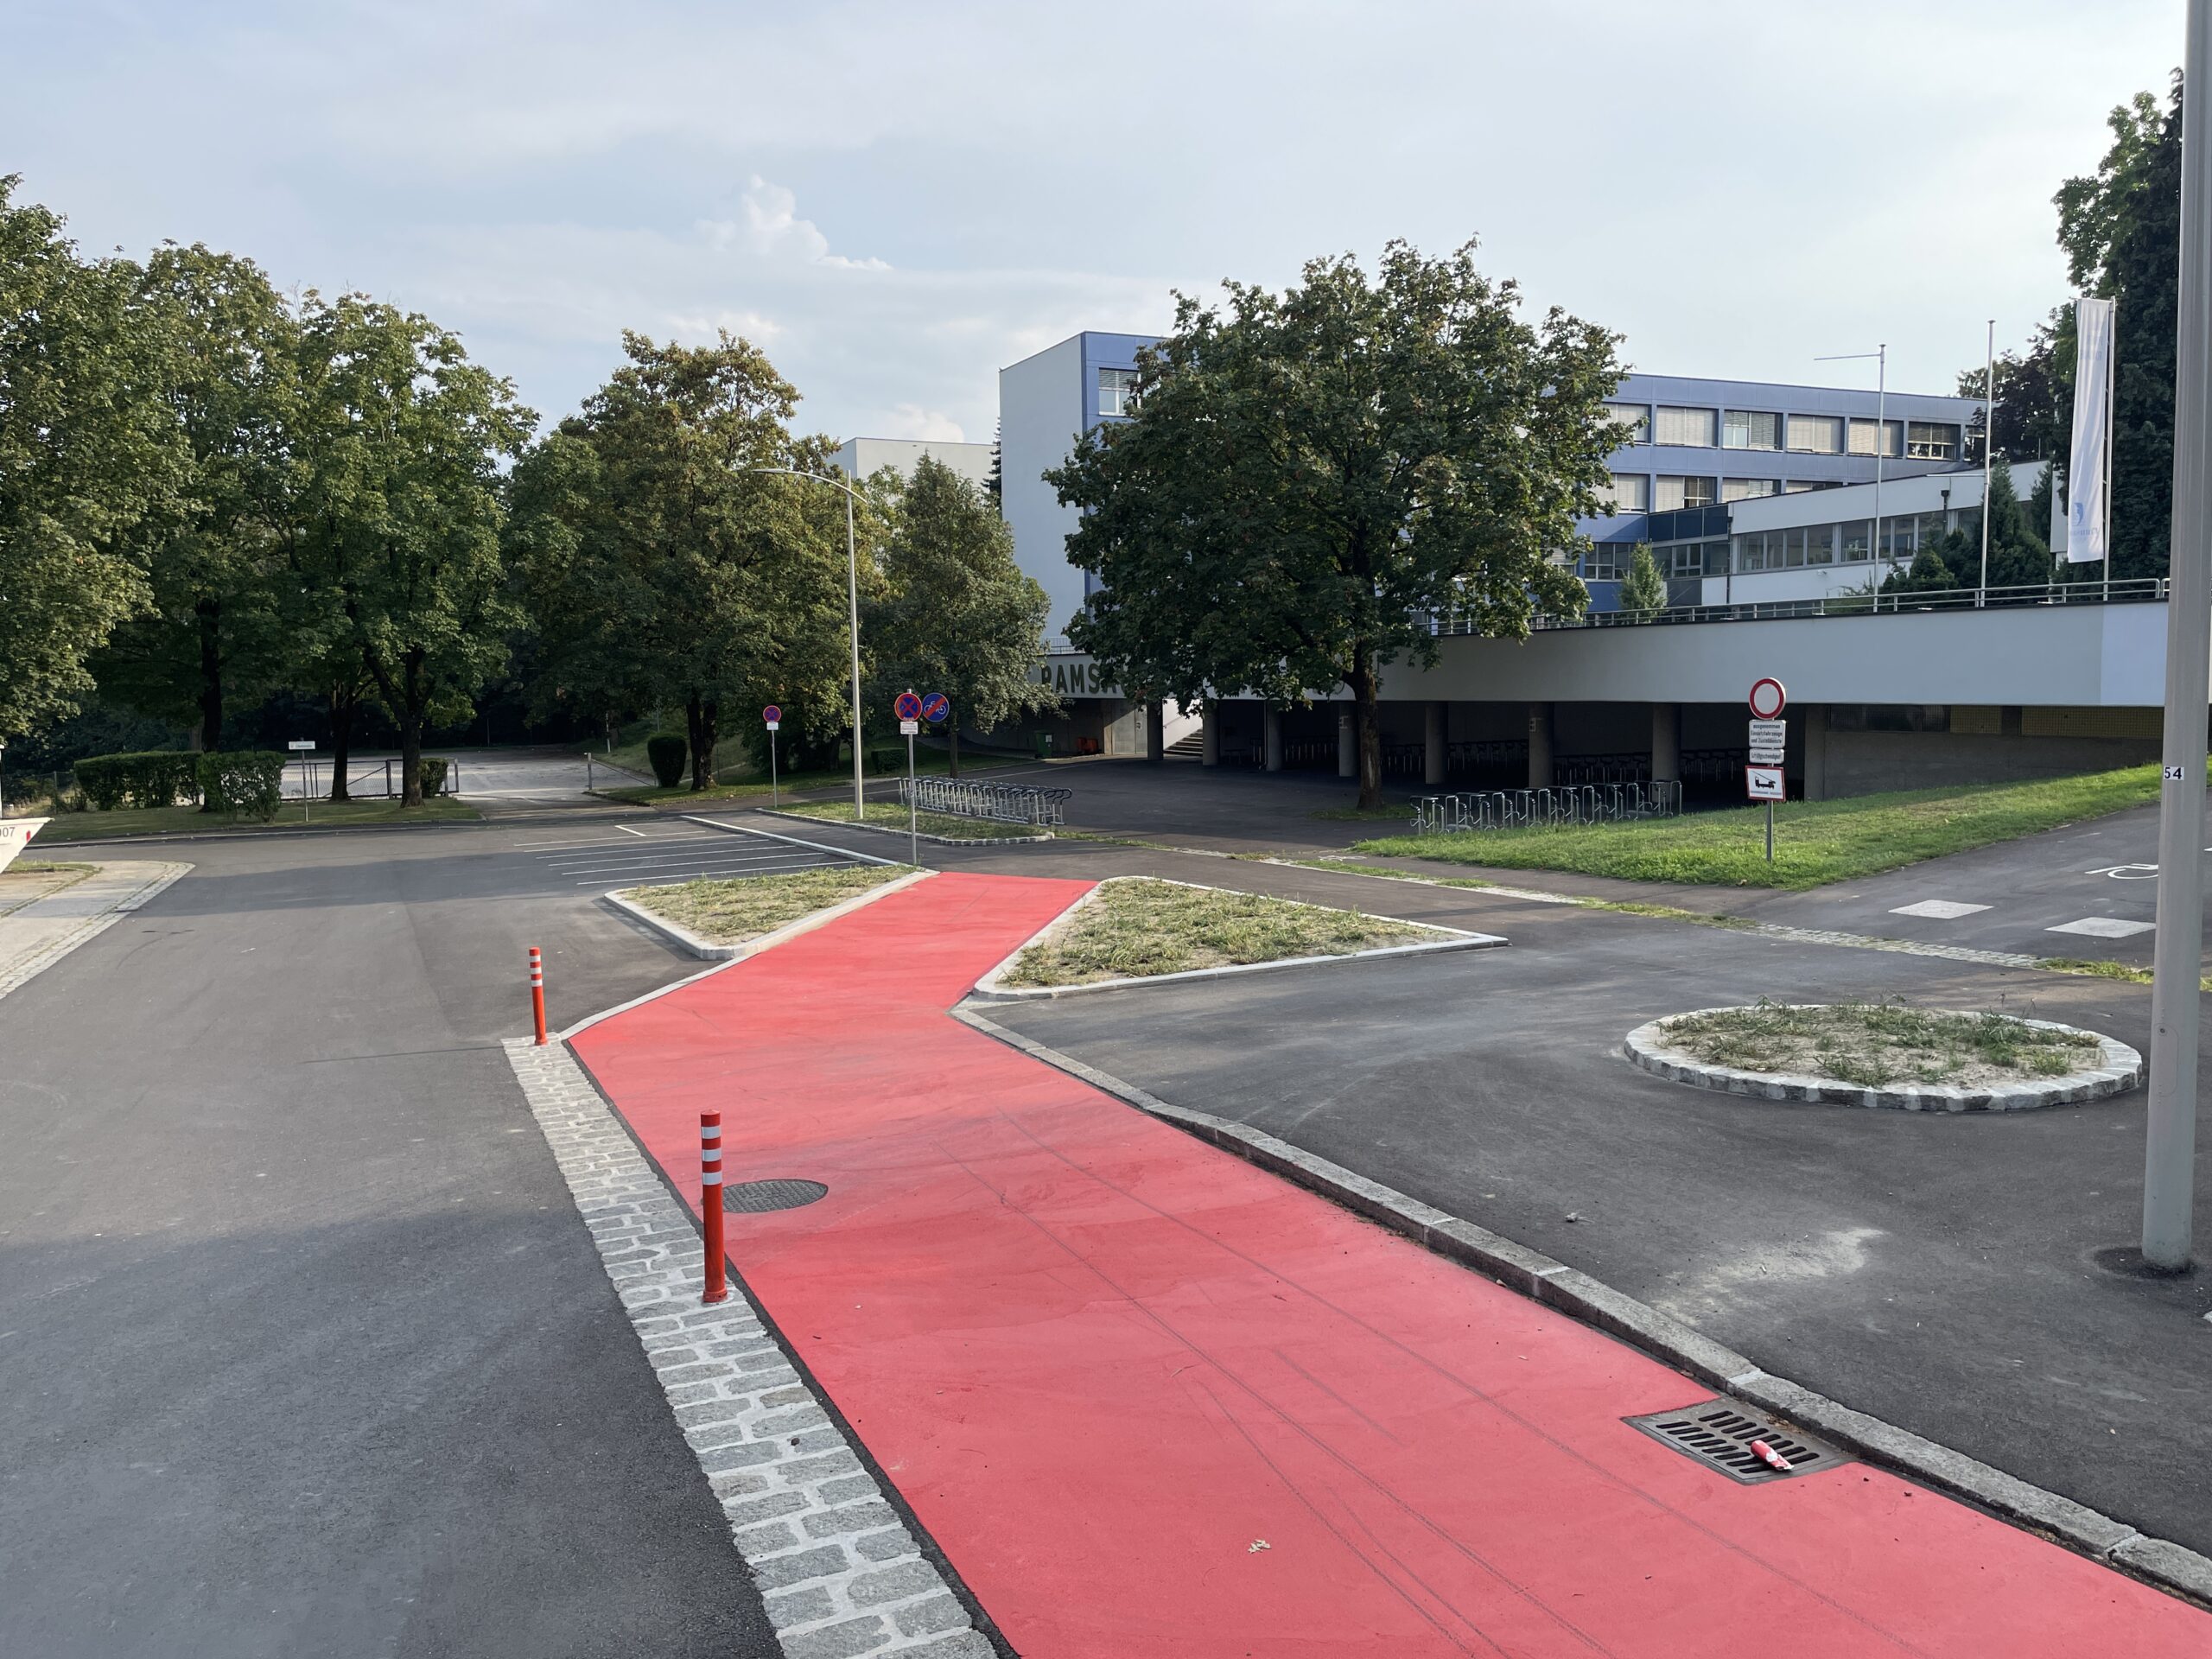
[763, 706, 783, 808]
[1745, 679, 1788, 863]
[288, 739, 316, 823]
[893, 690, 924, 862]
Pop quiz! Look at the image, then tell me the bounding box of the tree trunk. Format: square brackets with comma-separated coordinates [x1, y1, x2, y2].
[1351, 647, 1383, 810]
[328, 685, 357, 803]
[949, 723, 961, 778]
[398, 654, 425, 807]
[686, 693, 719, 791]
[196, 596, 224, 810]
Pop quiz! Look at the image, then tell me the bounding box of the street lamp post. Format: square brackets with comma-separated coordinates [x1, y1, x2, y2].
[752, 467, 868, 820]
[1815, 345, 1888, 569]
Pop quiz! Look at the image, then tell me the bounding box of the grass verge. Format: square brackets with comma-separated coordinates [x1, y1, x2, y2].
[1659, 1000, 2100, 1088]
[1351, 765, 2167, 890]
[28, 798, 479, 842]
[1000, 876, 1444, 988]
[777, 800, 1048, 840]
[621, 864, 912, 947]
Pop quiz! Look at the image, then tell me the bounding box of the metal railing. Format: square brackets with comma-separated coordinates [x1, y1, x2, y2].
[1431, 576, 2171, 637]
[896, 776, 1071, 826]
[1410, 779, 1682, 834]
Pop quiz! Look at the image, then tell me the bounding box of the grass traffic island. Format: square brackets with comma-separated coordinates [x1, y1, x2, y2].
[1353, 765, 2167, 890]
[26, 798, 479, 842]
[773, 799, 1050, 842]
[1625, 999, 2142, 1111]
[982, 875, 1491, 995]
[616, 864, 917, 950]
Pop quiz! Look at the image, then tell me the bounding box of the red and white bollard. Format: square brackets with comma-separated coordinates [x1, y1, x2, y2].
[529, 946, 547, 1046]
[700, 1112, 728, 1304]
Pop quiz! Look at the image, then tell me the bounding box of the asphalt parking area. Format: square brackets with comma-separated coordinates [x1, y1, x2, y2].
[986, 906, 2212, 1560]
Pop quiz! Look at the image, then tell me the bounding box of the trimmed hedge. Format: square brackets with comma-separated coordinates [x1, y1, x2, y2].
[418, 757, 450, 798]
[646, 733, 688, 787]
[197, 751, 285, 821]
[74, 751, 200, 810]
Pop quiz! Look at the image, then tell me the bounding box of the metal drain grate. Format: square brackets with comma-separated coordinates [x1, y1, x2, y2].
[1624, 1400, 1850, 1484]
[722, 1179, 830, 1213]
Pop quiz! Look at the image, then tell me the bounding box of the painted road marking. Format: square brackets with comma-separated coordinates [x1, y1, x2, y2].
[2048, 917, 2157, 938]
[530, 824, 872, 890]
[2088, 864, 2162, 880]
[616, 824, 648, 837]
[1891, 899, 1993, 919]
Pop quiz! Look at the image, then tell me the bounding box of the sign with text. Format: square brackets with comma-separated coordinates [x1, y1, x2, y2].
[1748, 719, 1786, 746]
[287, 740, 315, 751]
[899, 719, 919, 736]
[1035, 653, 1122, 698]
[1745, 765, 1785, 802]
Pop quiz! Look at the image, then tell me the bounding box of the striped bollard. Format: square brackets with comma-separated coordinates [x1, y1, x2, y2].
[529, 946, 547, 1046]
[701, 1112, 728, 1304]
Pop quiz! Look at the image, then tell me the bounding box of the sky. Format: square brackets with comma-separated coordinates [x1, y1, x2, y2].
[4, 1, 2190, 446]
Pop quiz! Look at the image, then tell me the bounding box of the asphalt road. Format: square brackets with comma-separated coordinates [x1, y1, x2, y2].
[983, 887, 2212, 1560]
[0, 814, 780, 1658]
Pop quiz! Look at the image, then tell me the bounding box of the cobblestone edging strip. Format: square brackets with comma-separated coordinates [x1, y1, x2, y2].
[1623, 1007, 2145, 1112]
[0, 861, 190, 1002]
[949, 1003, 2212, 1613]
[502, 1038, 996, 1659]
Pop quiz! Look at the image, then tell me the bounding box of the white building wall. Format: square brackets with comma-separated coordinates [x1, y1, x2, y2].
[831, 437, 994, 491]
[998, 337, 1088, 648]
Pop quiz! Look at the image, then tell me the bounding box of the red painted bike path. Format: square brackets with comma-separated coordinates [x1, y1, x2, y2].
[571, 872, 2207, 1656]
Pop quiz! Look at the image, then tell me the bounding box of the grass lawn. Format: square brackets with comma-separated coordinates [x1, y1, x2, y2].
[29, 798, 479, 842]
[1657, 1001, 2101, 1088]
[1352, 765, 2167, 891]
[621, 864, 912, 947]
[1000, 876, 1445, 988]
[776, 800, 1051, 840]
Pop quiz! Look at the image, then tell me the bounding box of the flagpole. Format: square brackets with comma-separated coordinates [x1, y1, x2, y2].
[2104, 299, 2116, 602]
[1980, 319, 1993, 605]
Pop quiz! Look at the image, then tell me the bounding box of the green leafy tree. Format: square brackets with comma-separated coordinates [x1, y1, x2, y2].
[0, 177, 184, 737]
[510, 332, 865, 790]
[868, 456, 1056, 774]
[294, 294, 532, 804]
[92, 245, 298, 754]
[1049, 241, 1618, 809]
[1907, 462, 2052, 592]
[1616, 544, 1668, 617]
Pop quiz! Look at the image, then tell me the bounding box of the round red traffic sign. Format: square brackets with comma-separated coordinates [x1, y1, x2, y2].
[762, 704, 782, 725]
[893, 690, 923, 721]
[1748, 677, 1788, 720]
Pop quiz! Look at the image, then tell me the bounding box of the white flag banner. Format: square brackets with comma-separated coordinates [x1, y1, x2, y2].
[2066, 296, 2115, 563]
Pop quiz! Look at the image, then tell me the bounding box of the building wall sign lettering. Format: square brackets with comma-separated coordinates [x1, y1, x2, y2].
[1038, 654, 1120, 698]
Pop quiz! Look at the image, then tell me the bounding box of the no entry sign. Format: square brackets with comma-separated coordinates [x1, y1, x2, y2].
[1748, 677, 1787, 720]
[920, 691, 950, 724]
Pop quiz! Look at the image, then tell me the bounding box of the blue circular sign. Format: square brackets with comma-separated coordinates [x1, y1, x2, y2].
[893, 691, 923, 721]
[920, 691, 950, 724]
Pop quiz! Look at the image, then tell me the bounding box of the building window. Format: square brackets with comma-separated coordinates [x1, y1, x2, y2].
[1654, 406, 1718, 448]
[1732, 532, 1767, 572]
[1097, 367, 1141, 418]
[1840, 519, 1872, 562]
[1906, 421, 1958, 460]
[1602, 473, 1649, 512]
[1786, 415, 1843, 454]
[1847, 418, 1903, 458]
[1652, 475, 1717, 512]
[1722, 410, 1782, 451]
[1583, 543, 1632, 581]
[1605, 403, 1650, 444]
[1915, 510, 1949, 548]
[1722, 477, 1778, 502]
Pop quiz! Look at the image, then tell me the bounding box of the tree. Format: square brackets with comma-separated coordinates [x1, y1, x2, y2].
[510, 333, 863, 791]
[1908, 461, 2051, 593]
[92, 245, 297, 754]
[295, 295, 531, 804]
[0, 177, 184, 738]
[1616, 544, 1668, 618]
[1049, 241, 1618, 809]
[868, 456, 1056, 774]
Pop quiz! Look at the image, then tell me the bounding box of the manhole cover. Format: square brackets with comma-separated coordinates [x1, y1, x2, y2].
[722, 1179, 829, 1214]
[1624, 1401, 1849, 1484]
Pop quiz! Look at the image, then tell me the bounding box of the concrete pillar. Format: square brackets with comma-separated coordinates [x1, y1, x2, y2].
[1201, 702, 1220, 767]
[1528, 702, 1554, 788]
[1338, 708, 1357, 779]
[1145, 701, 1164, 764]
[1802, 707, 1827, 802]
[1424, 701, 1446, 787]
[1651, 701, 1681, 784]
[1264, 708, 1283, 772]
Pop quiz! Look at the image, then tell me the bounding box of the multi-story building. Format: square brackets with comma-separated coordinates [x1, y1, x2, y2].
[831, 436, 995, 491]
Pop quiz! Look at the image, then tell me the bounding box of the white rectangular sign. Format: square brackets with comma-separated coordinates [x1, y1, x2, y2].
[764, 720, 779, 732]
[1747, 720, 1786, 746]
[287, 740, 315, 751]
[899, 719, 919, 736]
[1745, 766, 1785, 801]
[1748, 747, 1786, 767]
[2067, 296, 2114, 564]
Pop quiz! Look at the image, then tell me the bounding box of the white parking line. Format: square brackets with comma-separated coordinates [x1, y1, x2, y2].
[575, 855, 838, 887]
[1890, 900, 1993, 919]
[2047, 916, 2157, 938]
